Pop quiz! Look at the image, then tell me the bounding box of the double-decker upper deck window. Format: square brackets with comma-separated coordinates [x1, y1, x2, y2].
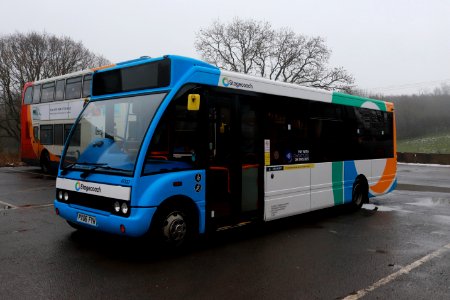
[41, 82, 55, 102]
[82, 74, 92, 97]
[32, 85, 41, 104]
[55, 79, 65, 101]
[92, 59, 171, 96]
[24, 86, 33, 104]
[65, 76, 82, 99]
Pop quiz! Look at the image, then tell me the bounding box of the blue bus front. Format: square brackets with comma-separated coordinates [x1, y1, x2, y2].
[54, 56, 218, 240]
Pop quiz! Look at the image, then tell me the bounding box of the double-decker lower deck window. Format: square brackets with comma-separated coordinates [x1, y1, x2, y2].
[54, 124, 64, 145]
[64, 124, 80, 146]
[40, 125, 53, 145]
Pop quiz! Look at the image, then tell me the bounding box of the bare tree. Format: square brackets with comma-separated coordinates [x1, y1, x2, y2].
[195, 18, 354, 91]
[0, 32, 109, 144]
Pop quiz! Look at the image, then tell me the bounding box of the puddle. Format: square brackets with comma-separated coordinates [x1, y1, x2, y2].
[406, 197, 450, 207]
[362, 203, 412, 213]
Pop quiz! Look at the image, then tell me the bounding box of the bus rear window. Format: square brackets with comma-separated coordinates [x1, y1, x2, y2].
[92, 59, 170, 96]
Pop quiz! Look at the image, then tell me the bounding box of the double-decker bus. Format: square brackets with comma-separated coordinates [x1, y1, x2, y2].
[20, 67, 112, 172]
[54, 55, 397, 247]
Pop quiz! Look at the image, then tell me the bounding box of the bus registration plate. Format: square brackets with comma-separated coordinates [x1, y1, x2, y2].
[77, 213, 97, 226]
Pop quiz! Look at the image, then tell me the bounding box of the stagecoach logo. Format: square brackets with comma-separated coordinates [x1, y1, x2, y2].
[222, 77, 253, 89]
[74, 181, 102, 193]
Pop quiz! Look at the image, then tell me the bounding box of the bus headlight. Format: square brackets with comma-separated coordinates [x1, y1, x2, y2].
[58, 190, 63, 201]
[121, 202, 128, 215]
[63, 192, 69, 201]
[113, 201, 121, 213]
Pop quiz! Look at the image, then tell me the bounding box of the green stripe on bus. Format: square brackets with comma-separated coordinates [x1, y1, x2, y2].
[332, 161, 344, 205]
[332, 92, 387, 111]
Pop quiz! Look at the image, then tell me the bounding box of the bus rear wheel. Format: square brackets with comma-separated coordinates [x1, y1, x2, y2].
[350, 178, 368, 210]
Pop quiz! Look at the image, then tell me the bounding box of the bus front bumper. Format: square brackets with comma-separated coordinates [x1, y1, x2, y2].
[54, 200, 156, 237]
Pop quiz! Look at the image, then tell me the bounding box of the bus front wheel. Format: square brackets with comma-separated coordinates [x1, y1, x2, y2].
[152, 203, 196, 248]
[40, 151, 51, 174]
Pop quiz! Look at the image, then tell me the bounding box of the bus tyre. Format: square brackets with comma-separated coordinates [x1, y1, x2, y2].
[350, 179, 367, 211]
[153, 204, 194, 248]
[40, 151, 51, 174]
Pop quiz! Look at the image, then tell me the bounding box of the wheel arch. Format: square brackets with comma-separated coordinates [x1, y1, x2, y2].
[150, 195, 201, 234]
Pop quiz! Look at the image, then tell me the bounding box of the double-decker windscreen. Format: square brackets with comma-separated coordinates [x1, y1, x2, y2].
[92, 59, 171, 96]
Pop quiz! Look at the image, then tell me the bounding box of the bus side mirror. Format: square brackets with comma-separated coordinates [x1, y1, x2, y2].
[187, 94, 200, 111]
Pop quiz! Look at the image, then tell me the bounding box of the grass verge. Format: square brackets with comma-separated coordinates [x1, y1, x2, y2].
[398, 132, 450, 154]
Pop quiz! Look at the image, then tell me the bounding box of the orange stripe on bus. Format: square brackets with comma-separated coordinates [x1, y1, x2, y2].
[92, 64, 116, 71]
[370, 158, 397, 194]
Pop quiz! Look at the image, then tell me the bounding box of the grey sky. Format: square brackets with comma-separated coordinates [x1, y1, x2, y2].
[2, 0, 449, 95]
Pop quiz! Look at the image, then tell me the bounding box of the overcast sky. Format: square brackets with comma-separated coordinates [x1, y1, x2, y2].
[2, 0, 449, 95]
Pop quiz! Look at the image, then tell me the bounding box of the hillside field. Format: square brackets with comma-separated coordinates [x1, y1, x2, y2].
[397, 132, 450, 154]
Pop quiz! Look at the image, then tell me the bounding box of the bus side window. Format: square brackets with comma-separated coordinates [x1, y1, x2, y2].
[144, 91, 202, 175]
[24, 86, 33, 104]
[65, 76, 82, 99]
[33, 126, 39, 140]
[64, 124, 80, 146]
[55, 80, 65, 101]
[40, 125, 53, 145]
[32, 85, 41, 104]
[54, 124, 64, 145]
[82, 74, 92, 97]
[41, 81, 55, 103]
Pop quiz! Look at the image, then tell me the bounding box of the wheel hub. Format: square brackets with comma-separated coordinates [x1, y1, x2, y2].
[163, 212, 186, 242]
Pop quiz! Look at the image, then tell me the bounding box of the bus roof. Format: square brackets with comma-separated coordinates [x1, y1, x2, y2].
[31, 69, 93, 85]
[27, 63, 116, 86]
[93, 55, 393, 112]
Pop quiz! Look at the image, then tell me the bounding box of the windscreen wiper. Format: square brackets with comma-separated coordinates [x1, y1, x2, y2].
[61, 162, 130, 177]
[96, 165, 130, 173]
[61, 162, 107, 176]
[79, 164, 131, 178]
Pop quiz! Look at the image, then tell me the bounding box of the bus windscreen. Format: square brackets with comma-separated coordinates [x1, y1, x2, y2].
[92, 59, 171, 96]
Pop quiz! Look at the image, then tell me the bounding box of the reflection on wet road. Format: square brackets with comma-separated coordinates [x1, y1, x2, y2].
[0, 164, 449, 299]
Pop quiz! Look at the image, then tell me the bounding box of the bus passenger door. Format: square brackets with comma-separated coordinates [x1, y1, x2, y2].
[207, 96, 237, 226]
[206, 94, 261, 228]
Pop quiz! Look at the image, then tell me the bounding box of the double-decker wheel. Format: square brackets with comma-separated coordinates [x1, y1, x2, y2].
[40, 151, 51, 174]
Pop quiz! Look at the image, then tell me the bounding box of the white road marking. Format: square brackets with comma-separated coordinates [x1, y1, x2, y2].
[398, 162, 450, 168]
[343, 242, 450, 300]
[0, 200, 18, 209]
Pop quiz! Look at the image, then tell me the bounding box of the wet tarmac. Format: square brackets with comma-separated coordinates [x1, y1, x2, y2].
[0, 164, 449, 299]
